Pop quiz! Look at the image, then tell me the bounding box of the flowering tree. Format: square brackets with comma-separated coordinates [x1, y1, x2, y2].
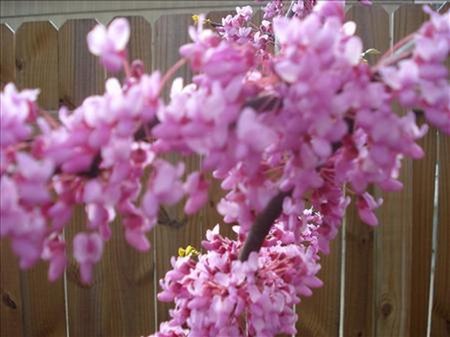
[1, 0, 449, 336]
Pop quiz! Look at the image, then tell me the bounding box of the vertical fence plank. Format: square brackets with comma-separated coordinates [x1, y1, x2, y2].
[16, 22, 59, 108]
[107, 16, 156, 337]
[343, 5, 389, 337]
[0, 24, 15, 89]
[121, 16, 156, 337]
[125, 17, 152, 73]
[58, 18, 107, 337]
[59, 18, 154, 337]
[393, 5, 436, 337]
[431, 6, 450, 335]
[431, 133, 450, 337]
[15, 21, 67, 337]
[0, 23, 24, 337]
[58, 19, 105, 109]
[296, 237, 341, 337]
[373, 5, 414, 336]
[297, 8, 344, 312]
[153, 13, 204, 327]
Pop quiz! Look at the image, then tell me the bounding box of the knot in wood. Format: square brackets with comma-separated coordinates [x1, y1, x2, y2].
[1, 291, 17, 309]
[381, 302, 392, 317]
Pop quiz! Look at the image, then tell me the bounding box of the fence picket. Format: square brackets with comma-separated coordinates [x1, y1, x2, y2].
[58, 18, 108, 337]
[153, 13, 204, 328]
[58, 17, 156, 337]
[0, 23, 24, 337]
[343, 5, 390, 337]
[430, 133, 450, 337]
[392, 5, 437, 337]
[372, 5, 415, 336]
[295, 236, 341, 337]
[15, 21, 67, 337]
[431, 5, 450, 330]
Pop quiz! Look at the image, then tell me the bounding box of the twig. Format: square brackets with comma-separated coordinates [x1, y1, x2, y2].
[239, 189, 292, 261]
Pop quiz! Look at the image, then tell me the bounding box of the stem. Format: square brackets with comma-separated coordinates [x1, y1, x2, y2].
[123, 59, 132, 79]
[158, 58, 187, 97]
[376, 34, 414, 68]
[239, 189, 292, 262]
[40, 109, 60, 129]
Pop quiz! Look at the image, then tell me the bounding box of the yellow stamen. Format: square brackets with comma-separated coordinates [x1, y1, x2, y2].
[178, 245, 200, 257]
[192, 15, 212, 26]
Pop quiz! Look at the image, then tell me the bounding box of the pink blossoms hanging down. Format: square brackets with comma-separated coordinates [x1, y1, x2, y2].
[0, 0, 448, 336]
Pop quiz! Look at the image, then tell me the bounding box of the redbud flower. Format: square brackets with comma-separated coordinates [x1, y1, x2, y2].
[73, 232, 104, 284]
[87, 18, 130, 72]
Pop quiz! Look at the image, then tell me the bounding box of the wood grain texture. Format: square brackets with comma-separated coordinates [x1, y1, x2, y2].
[58, 19, 110, 337]
[343, 5, 388, 337]
[373, 158, 413, 337]
[59, 18, 156, 337]
[393, 5, 435, 337]
[16, 21, 59, 109]
[15, 21, 67, 337]
[153, 13, 203, 327]
[0, 23, 15, 89]
[431, 5, 450, 333]
[431, 133, 450, 337]
[372, 5, 416, 336]
[58, 19, 105, 109]
[295, 234, 341, 337]
[0, 23, 24, 337]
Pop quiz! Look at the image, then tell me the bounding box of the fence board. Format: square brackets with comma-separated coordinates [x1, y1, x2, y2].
[0, 23, 23, 337]
[343, 5, 389, 337]
[431, 134, 450, 337]
[15, 21, 67, 337]
[373, 5, 415, 336]
[0, 24, 15, 89]
[59, 18, 153, 337]
[153, 13, 204, 327]
[58, 19, 105, 109]
[16, 21, 59, 108]
[392, 5, 436, 337]
[431, 7, 450, 336]
[120, 16, 156, 337]
[108, 16, 156, 337]
[296, 235, 341, 337]
[58, 18, 110, 337]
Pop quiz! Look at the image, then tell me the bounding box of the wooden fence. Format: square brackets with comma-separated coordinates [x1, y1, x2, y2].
[0, 4, 449, 337]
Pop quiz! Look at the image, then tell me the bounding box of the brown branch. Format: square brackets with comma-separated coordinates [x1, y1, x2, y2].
[239, 189, 292, 262]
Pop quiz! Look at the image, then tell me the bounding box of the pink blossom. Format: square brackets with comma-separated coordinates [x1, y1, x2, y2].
[236, 108, 278, 155]
[154, 222, 322, 337]
[184, 172, 209, 214]
[0, 83, 38, 148]
[141, 160, 184, 221]
[87, 18, 130, 71]
[357, 192, 383, 226]
[73, 232, 104, 284]
[41, 234, 67, 282]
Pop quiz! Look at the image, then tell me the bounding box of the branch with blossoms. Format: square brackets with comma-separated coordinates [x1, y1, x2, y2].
[1, 0, 449, 336]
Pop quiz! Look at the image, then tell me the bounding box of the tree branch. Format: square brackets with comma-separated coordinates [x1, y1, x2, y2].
[239, 189, 292, 261]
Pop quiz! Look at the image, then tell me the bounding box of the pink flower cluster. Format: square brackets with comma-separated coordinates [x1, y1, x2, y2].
[151, 215, 322, 337]
[379, 6, 450, 134]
